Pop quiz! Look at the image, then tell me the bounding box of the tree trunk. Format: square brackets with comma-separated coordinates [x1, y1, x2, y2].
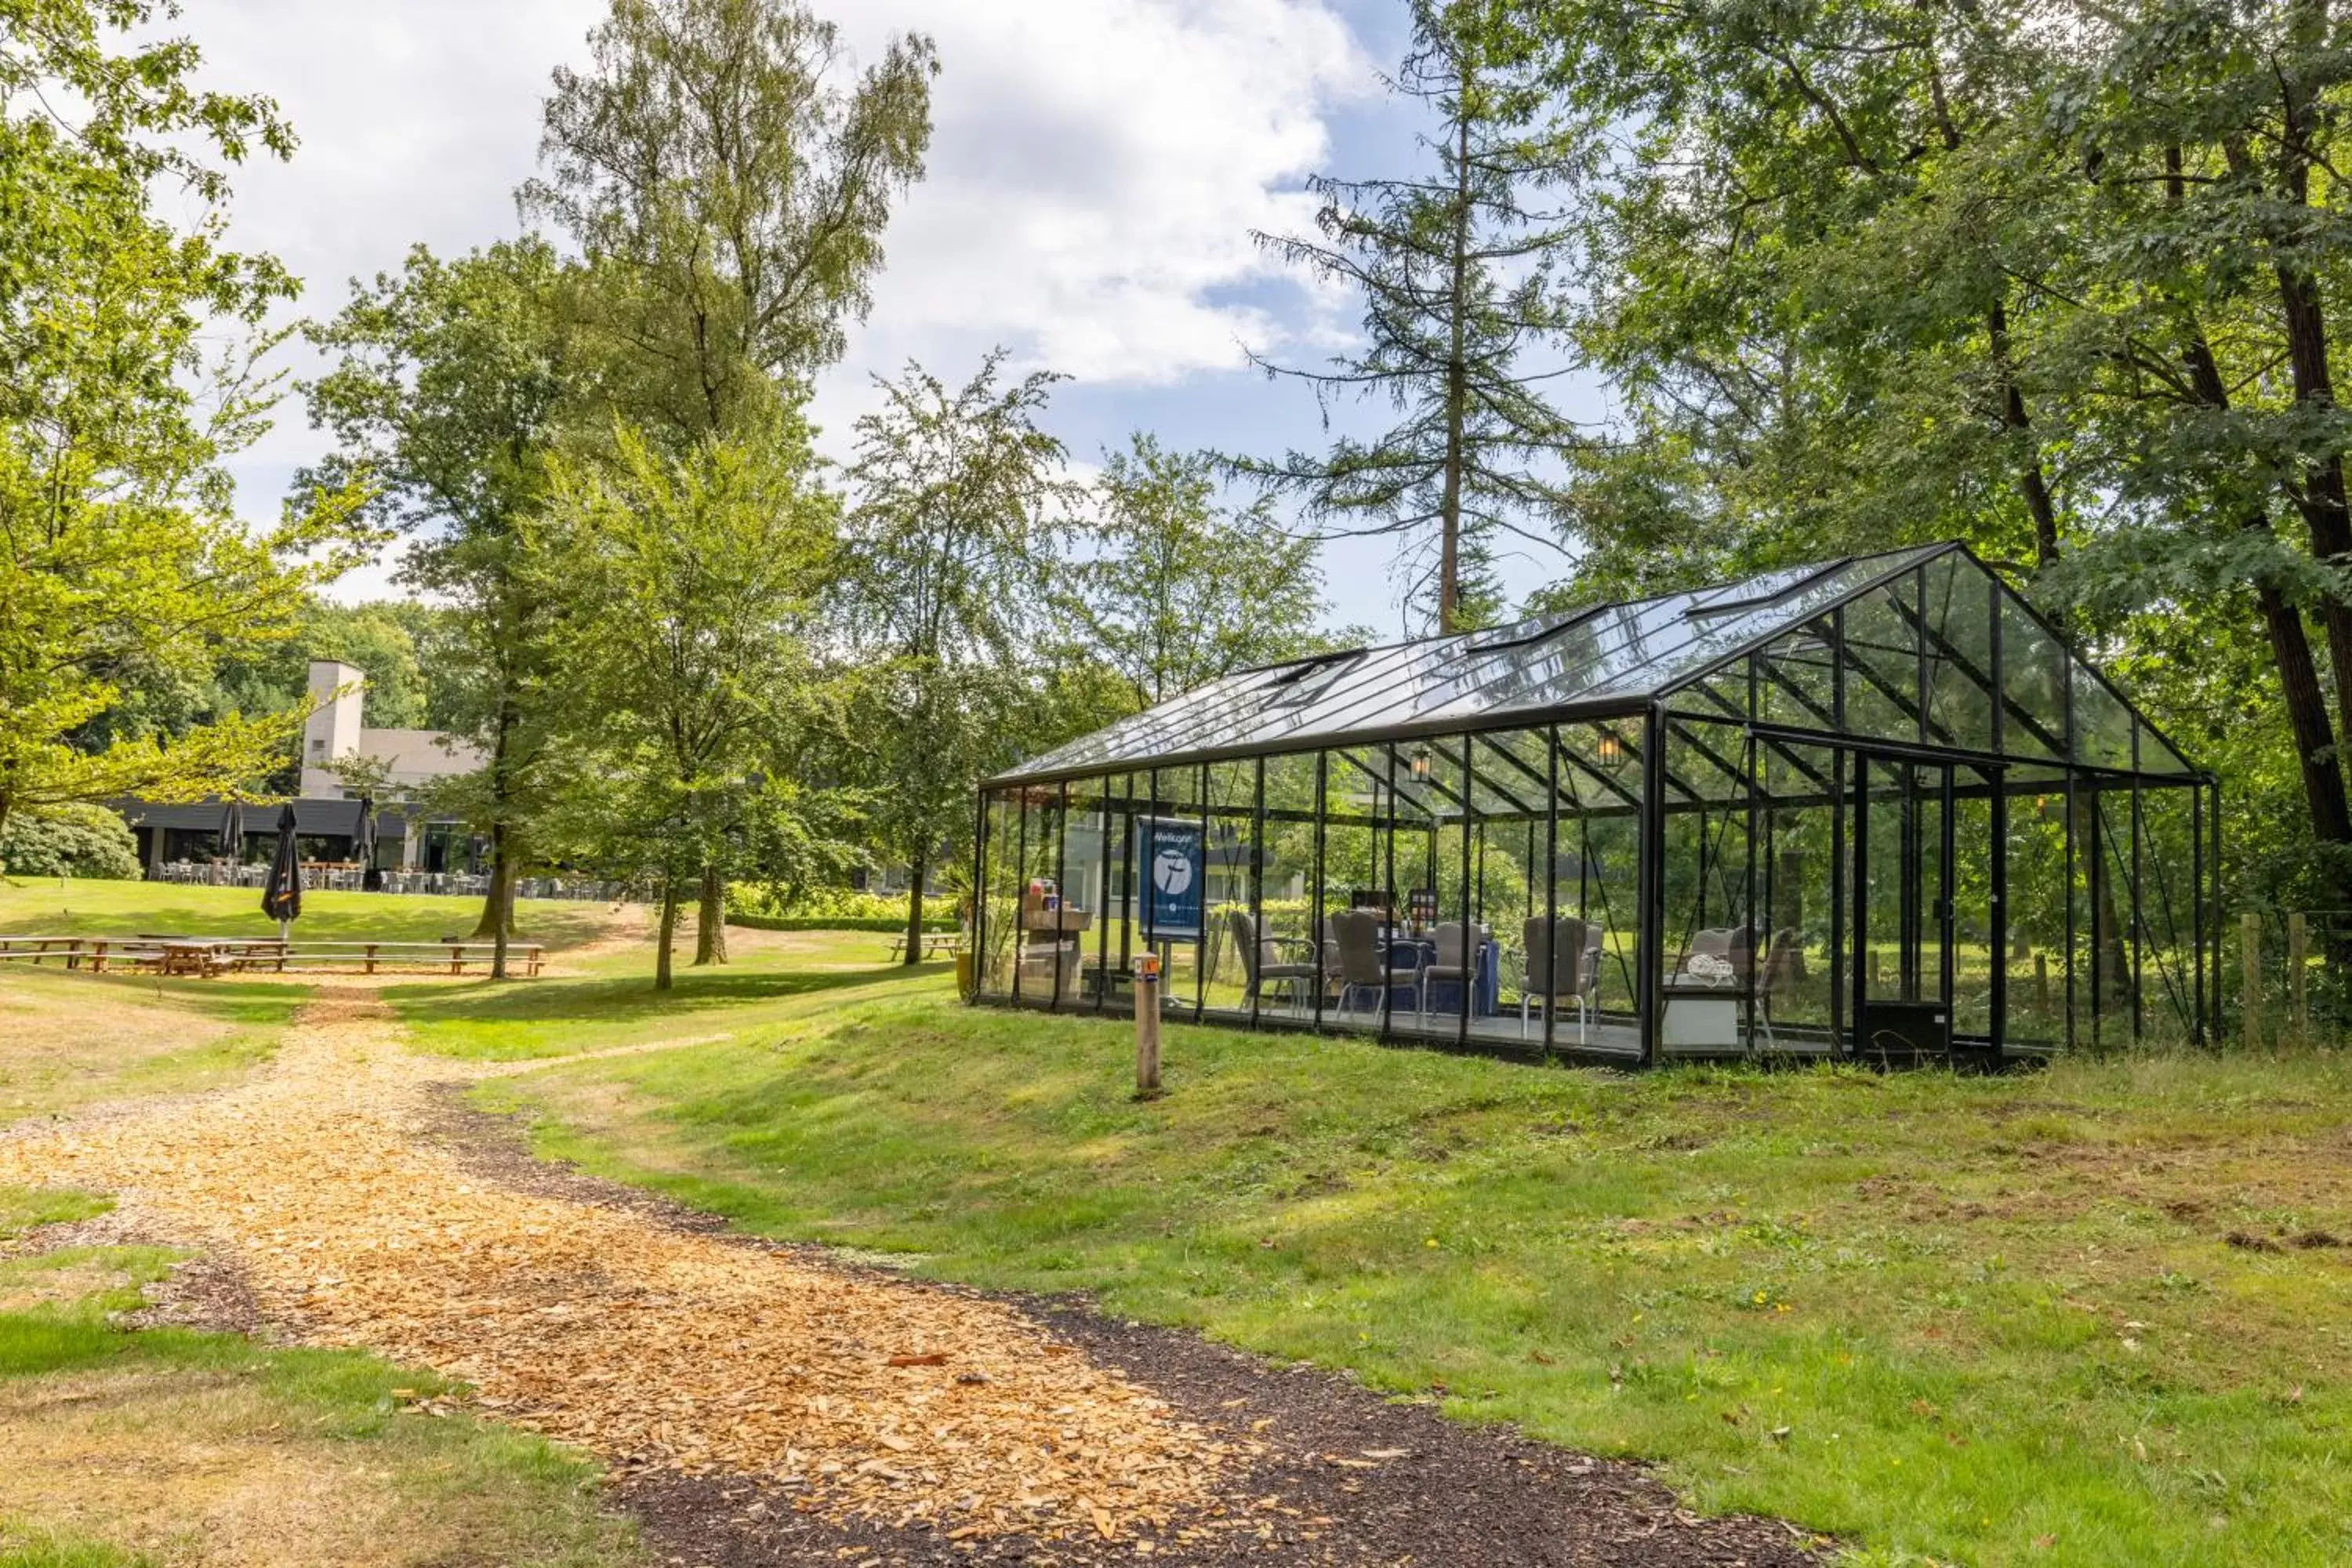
[655, 877, 678, 991]
[1987, 296, 2060, 568]
[695, 862, 728, 965]
[489, 823, 511, 981]
[470, 699, 517, 941]
[2256, 561, 2352, 852]
[903, 862, 927, 967]
[2227, 60, 2352, 743]
[2272, 263, 2352, 743]
[1436, 56, 1474, 635]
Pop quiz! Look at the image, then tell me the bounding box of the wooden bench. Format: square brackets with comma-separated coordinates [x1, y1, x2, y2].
[286, 941, 546, 976]
[0, 935, 543, 978]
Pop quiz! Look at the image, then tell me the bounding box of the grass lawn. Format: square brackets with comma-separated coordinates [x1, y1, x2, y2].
[430, 947, 2352, 1568]
[0, 1187, 640, 1568]
[0, 877, 616, 949]
[383, 924, 928, 1059]
[0, 967, 308, 1127]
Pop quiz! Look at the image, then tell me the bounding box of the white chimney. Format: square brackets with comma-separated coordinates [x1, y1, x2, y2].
[299, 660, 365, 798]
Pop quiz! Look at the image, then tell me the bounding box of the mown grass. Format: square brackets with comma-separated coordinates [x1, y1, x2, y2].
[0, 967, 307, 1127]
[0, 1190, 639, 1568]
[0, 877, 614, 949]
[456, 956, 2352, 1568]
[387, 926, 934, 1059]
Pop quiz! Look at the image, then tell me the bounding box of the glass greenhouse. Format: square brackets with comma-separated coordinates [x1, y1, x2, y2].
[971, 544, 2217, 1064]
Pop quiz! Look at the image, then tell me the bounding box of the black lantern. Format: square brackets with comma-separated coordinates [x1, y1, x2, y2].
[1596, 731, 1626, 770]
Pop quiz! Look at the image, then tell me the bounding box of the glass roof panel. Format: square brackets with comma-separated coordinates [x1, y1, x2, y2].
[989, 545, 2192, 785]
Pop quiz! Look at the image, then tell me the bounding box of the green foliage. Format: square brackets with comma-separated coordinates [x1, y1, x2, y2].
[0, 0, 375, 841]
[1061, 434, 1333, 707]
[533, 415, 843, 982]
[727, 884, 955, 924]
[521, 0, 937, 441]
[724, 912, 955, 934]
[302, 238, 586, 941]
[0, 805, 139, 880]
[1532, 0, 2352, 904]
[833, 354, 1084, 928]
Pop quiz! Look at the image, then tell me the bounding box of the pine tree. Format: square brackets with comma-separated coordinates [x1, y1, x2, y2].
[1235, 0, 1581, 634]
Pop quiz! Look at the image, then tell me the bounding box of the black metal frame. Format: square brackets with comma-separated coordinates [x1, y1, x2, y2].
[969, 545, 2218, 1063]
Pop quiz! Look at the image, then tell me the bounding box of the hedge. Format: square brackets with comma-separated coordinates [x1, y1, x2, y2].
[724, 913, 959, 934]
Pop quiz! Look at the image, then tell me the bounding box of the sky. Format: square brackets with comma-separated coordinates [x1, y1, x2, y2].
[188, 0, 1591, 637]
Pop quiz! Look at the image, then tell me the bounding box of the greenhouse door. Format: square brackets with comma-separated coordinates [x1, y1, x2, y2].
[1849, 753, 1959, 1063]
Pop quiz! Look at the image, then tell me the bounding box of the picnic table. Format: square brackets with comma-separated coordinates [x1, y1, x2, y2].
[887, 931, 967, 962]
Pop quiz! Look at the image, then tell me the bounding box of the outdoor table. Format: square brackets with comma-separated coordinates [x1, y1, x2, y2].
[1377, 931, 1501, 1018]
[1661, 975, 1749, 1051]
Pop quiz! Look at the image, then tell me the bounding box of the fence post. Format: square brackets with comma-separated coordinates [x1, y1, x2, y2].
[1134, 952, 1163, 1098]
[2242, 913, 2266, 1051]
[2288, 913, 2310, 1046]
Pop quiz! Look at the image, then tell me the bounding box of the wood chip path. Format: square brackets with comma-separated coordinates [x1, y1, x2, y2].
[0, 988, 1240, 1544]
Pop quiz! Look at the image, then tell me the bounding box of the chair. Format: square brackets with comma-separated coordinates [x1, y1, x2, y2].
[1417, 920, 1490, 1022]
[1330, 909, 1421, 1021]
[1682, 925, 1756, 985]
[1520, 916, 1602, 1043]
[1226, 908, 1319, 1014]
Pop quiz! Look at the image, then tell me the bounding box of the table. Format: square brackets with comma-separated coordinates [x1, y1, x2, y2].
[1341, 931, 1501, 1019]
[1661, 978, 1751, 1051]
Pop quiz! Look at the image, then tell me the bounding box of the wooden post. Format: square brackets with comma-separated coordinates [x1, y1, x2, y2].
[2289, 913, 2310, 1046]
[1134, 953, 1163, 1098]
[2034, 951, 2049, 1013]
[2243, 913, 2265, 1051]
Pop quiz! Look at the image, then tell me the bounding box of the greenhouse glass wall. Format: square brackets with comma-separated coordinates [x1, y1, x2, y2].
[971, 544, 2217, 1064]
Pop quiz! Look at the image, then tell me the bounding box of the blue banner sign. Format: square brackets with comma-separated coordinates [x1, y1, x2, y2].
[1138, 817, 1203, 941]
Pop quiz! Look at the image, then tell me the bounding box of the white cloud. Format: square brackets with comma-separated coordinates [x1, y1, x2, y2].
[181, 0, 1375, 560]
[826, 0, 1374, 387]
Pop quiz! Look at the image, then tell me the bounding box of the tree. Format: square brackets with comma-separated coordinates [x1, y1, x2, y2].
[521, 0, 937, 443]
[532, 414, 837, 989]
[838, 354, 1079, 964]
[1236, 0, 1581, 634]
[304, 239, 581, 973]
[1532, 0, 2352, 913]
[1065, 434, 1331, 708]
[0, 0, 372, 847]
[518, 0, 936, 958]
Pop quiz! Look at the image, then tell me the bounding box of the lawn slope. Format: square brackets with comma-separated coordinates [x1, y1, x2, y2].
[466, 963, 2352, 1568]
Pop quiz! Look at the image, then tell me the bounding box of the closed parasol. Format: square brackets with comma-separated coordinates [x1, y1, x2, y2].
[260, 804, 302, 932]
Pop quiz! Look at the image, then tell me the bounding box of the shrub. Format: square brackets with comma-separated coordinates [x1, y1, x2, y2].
[728, 883, 958, 926]
[0, 804, 142, 880]
[725, 913, 957, 934]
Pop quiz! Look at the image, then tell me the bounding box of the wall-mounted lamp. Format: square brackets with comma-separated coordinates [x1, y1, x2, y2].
[1408, 746, 1432, 782]
[1595, 731, 1626, 771]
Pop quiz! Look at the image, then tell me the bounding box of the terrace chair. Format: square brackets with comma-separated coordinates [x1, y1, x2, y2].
[1681, 925, 1757, 986]
[1520, 915, 1602, 1044]
[1330, 909, 1420, 1022]
[1225, 908, 1319, 1015]
[1416, 920, 1491, 1023]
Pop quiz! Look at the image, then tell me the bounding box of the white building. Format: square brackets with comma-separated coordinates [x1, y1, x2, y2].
[299, 660, 484, 800]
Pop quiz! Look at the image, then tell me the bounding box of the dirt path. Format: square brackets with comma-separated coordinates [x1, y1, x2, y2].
[2, 985, 1236, 1546]
[5, 978, 1823, 1566]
